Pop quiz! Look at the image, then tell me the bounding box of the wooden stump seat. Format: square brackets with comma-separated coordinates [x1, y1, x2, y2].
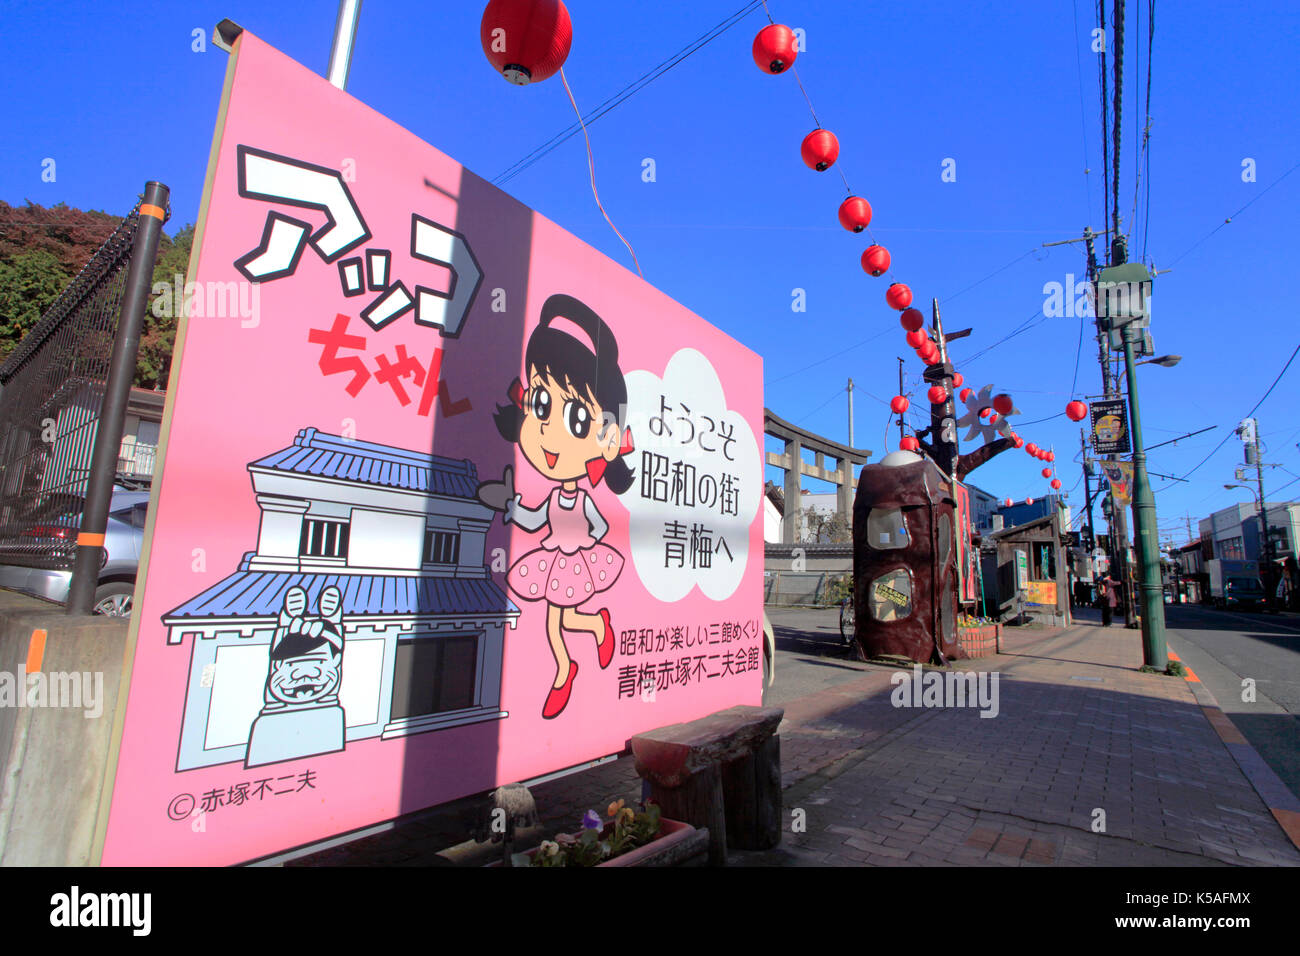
[630, 705, 784, 866]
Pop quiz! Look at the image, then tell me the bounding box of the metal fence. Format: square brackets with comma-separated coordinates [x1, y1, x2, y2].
[0, 209, 142, 570]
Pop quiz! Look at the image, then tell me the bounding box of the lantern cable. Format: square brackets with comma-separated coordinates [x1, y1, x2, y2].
[493, 2, 765, 186]
[558, 66, 644, 279]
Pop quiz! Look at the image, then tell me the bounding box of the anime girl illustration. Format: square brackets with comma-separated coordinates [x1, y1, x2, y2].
[477, 293, 635, 719]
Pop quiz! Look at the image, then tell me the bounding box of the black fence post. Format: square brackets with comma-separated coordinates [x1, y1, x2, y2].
[66, 182, 169, 615]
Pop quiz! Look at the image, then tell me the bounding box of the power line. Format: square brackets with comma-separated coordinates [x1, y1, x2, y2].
[1159, 339, 1300, 485]
[1140, 0, 1154, 261]
[1071, 0, 1095, 223]
[796, 383, 847, 425]
[492, 2, 765, 186]
[766, 326, 893, 385]
[1165, 159, 1300, 268]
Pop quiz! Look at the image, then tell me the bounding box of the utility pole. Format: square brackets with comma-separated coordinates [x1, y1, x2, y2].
[847, 377, 855, 448]
[1251, 421, 1276, 611]
[1080, 428, 1096, 554]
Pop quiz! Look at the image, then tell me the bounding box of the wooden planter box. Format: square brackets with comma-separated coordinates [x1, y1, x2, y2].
[496, 819, 710, 868]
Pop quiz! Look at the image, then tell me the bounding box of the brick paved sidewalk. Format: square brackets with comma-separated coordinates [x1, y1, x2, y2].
[291, 618, 1300, 867]
[733, 620, 1300, 867]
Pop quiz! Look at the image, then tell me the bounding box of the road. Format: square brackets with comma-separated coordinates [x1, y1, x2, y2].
[762, 606, 872, 708]
[1163, 603, 1300, 803]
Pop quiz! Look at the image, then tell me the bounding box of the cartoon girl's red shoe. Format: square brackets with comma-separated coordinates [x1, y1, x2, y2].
[596, 608, 615, 669]
[542, 661, 578, 719]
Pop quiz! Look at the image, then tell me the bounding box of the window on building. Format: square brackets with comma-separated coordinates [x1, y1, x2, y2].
[1032, 542, 1055, 580]
[299, 518, 349, 559]
[390, 635, 478, 719]
[1217, 536, 1245, 561]
[866, 508, 909, 549]
[423, 529, 461, 565]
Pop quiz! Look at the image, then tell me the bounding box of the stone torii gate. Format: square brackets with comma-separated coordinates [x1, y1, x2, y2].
[764, 408, 871, 544]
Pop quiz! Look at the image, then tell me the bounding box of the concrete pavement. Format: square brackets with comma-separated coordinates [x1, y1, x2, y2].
[292, 609, 1300, 867]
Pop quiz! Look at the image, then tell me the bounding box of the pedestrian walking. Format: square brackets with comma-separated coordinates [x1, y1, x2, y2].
[1099, 572, 1118, 627]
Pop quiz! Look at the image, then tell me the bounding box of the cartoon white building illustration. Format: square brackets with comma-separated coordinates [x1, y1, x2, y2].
[165, 427, 518, 771]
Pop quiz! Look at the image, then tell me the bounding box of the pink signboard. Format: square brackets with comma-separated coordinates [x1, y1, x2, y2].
[99, 30, 763, 866]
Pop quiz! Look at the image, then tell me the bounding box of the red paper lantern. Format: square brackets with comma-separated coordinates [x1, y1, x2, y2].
[1004, 498, 1013, 507]
[924, 351, 943, 366]
[1011, 435, 1024, 448]
[927, 385, 948, 405]
[1046, 450, 1055, 462]
[886, 283, 913, 311]
[899, 308, 924, 332]
[978, 406, 991, 419]
[959, 387, 973, 403]
[1050, 478, 1062, 490]
[1042, 467, 1053, 478]
[890, 395, 909, 414]
[861, 244, 890, 277]
[952, 372, 964, 388]
[480, 0, 573, 85]
[906, 330, 930, 349]
[752, 23, 798, 74]
[838, 195, 872, 233]
[1026, 443, 1039, 456]
[993, 393, 1013, 415]
[1066, 400, 1088, 422]
[801, 129, 839, 171]
[900, 436, 920, 451]
[1026, 498, 1035, 506]
[988, 413, 999, 424]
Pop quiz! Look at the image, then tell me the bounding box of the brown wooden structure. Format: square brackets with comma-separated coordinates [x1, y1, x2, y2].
[851, 450, 964, 663]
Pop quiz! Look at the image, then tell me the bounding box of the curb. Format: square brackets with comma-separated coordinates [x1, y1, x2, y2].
[1167, 648, 1300, 853]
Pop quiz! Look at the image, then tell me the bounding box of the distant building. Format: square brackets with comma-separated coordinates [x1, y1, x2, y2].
[1199, 501, 1300, 565]
[965, 482, 999, 534]
[997, 494, 1070, 536]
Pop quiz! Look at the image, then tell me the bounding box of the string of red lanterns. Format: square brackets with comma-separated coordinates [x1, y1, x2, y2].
[482, 3, 1071, 500]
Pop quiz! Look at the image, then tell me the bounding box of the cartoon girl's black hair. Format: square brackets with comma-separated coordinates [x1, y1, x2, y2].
[496, 293, 634, 494]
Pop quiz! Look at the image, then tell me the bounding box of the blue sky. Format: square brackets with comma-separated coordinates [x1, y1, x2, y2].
[2, 0, 1297, 546]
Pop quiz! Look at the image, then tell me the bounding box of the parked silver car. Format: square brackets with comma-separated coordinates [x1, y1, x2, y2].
[0, 486, 148, 616]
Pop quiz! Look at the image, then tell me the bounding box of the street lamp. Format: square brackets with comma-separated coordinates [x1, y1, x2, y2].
[1098, 258, 1167, 668]
[1138, 354, 1182, 368]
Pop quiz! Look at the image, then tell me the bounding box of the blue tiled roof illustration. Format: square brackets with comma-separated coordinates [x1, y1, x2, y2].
[164, 566, 517, 623]
[247, 427, 481, 498]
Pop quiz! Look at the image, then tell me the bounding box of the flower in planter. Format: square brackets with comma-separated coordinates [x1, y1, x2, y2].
[527, 800, 663, 867]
